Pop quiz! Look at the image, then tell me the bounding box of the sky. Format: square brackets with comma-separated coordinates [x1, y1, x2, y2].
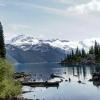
[0, 0, 100, 41]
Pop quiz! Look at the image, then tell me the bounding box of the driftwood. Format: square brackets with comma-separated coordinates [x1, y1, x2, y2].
[21, 81, 59, 87]
[14, 72, 59, 87]
[50, 74, 65, 79]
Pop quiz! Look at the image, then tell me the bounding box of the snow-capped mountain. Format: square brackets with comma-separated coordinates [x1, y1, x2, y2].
[6, 35, 100, 63]
[8, 35, 69, 51]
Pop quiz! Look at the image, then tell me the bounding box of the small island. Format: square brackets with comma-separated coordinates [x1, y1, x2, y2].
[61, 41, 100, 65]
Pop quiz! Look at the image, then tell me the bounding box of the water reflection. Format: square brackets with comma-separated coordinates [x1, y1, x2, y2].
[15, 63, 100, 100]
[15, 63, 100, 86]
[62, 64, 100, 87]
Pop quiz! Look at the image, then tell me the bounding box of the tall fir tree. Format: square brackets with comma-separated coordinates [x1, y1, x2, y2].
[89, 46, 94, 54]
[82, 48, 86, 58]
[76, 47, 81, 56]
[94, 40, 99, 55]
[71, 49, 74, 57]
[76, 47, 79, 56]
[0, 22, 6, 58]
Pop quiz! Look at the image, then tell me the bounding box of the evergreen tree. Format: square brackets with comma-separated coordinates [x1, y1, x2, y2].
[94, 41, 99, 60]
[71, 49, 74, 58]
[78, 50, 81, 57]
[76, 47, 79, 56]
[67, 54, 70, 61]
[0, 22, 6, 58]
[76, 47, 81, 57]
[89, 46, 94, 54]
[94, 40, 99, 55]
[82, 48, 86, 58]
[61, 41, 100, 64]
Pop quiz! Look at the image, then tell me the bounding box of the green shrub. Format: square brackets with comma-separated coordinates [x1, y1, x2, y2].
[0, 58, 21, 99]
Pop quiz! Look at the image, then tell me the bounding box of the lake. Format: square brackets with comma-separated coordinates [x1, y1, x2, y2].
[15, 63, 100, 100]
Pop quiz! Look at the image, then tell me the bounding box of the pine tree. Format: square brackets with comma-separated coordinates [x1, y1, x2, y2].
[76, 47, 81, 56]
[89, 46, 94, 54]
[82, 48, 86, 58]
[67, 54, 70, 61]
[76, 47, 79, 56]
[71, 50, 74, 57]
[94, 41, 99, 60]
[0, 22, 6, 58]
[98, 46, 100, 59]
[94, 40, 99, 55]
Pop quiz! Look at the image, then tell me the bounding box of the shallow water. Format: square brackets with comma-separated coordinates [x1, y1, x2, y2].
[15, 63, 100, 100]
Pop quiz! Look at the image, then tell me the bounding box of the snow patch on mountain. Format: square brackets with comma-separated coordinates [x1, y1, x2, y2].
[7, 35, 100, 52]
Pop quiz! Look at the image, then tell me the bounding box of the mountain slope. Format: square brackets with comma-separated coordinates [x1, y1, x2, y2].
[6, 35, 100, 63]
[6, 42, 65, 63]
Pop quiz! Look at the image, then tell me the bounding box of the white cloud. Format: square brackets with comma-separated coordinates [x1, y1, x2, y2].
[67, 0, 100, 14]
[16, 1, 100, 16]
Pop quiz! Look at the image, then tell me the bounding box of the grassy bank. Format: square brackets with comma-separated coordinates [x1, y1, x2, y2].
[0, 58, 21, 99]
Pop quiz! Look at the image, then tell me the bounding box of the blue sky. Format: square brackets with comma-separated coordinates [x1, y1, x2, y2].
[0, 0, 100, 40]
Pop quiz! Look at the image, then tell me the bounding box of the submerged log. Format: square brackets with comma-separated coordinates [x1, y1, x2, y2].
[21, 81, 59, 87]
[14, 72, 60, 87]
[50, 74, 65, 79]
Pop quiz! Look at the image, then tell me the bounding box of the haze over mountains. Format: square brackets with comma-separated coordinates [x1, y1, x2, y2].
[6, 35, 100, 63]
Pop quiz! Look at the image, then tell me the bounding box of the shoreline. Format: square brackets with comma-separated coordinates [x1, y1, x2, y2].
[60, 61, 100, 66]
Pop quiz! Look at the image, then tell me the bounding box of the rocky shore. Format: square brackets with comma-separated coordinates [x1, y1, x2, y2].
[88, 72, 100, 87]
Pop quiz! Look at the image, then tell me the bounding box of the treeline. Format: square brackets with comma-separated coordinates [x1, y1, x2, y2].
[61, 41, 100, 63]
[89, 41, 100, 61]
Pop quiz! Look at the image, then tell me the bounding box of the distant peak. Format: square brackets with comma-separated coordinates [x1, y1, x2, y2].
[11, 34, 25, 42]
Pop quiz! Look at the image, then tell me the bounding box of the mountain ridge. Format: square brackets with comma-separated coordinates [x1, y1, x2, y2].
[6, 35, 100, 63]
